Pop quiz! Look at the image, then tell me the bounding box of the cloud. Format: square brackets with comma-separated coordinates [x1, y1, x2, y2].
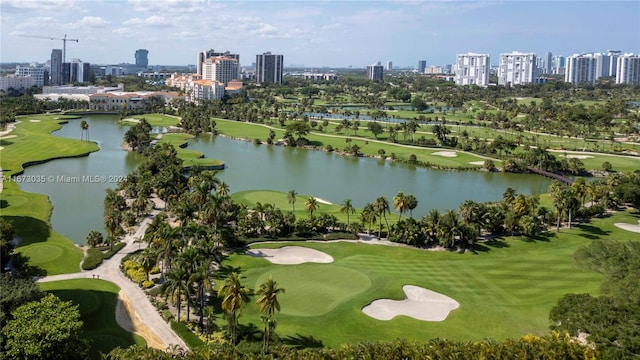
[76, 16, 110, 28]
[123, 15, 171, 27]
[127, 0, 221, 14]
[113, 27, 133, 36]
[1, 0, 78, 13]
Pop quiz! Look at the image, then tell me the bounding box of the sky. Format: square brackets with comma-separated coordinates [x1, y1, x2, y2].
[1, 0, 639, 68]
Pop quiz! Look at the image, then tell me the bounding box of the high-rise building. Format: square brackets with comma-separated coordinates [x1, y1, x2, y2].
[386, 61, 393, 71]
[454, 53, 490, 87]
[15, 66, 48, 87]
[50, 49, 63, 85]
[69, 59, 91, 83]
[565, 53, 600, 84]
[135, 49, 149, 68]
[367, 61, 384, 82]
[197, 49, 240, 76]
[606, 50, 621, 78]
[255, 52, 283, 84]
[544, 52, 553, 74]
[498, 52, 537, 86]
[616, 53, 640, 85]
[418, 60, 427, 74]
[202, 56, 239, 86]
[552, 55, 566, 75]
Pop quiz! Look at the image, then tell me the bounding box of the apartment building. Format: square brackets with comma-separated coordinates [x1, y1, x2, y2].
[454, 53, 490, 86]
[498, 52, 537, 86]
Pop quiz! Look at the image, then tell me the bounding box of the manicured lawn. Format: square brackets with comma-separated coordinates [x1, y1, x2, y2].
[40, 279, 146, 359]
[158, 133, 224, 168]
[213, 119, 492, 169]
[232, 190, 361, 223]
[0, 115, 93, 274]
[219, 211, 639, 347]
[130, 113, 180, 127]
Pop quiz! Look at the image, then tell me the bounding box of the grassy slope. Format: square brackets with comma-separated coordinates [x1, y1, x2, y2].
[220, 210, 639, 348]
[158, 133, 224, 167]
[213, 119, 491, 168]
[40, 279, 146, 358]
[0, 115, 96, 274]
[130, 113, 180, 127]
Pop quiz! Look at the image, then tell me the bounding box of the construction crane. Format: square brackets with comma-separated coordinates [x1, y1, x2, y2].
[19, 34, 79, 63]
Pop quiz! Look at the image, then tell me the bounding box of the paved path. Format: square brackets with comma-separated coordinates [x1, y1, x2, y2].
[38, 196, 187, 350]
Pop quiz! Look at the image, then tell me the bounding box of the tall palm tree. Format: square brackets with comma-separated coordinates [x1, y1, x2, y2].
[340, 199, 356, 231]
[218, 272, 250, 345]
[216, 182, 230, 197]
[305, 196, 319, 217]
[104, 208, 123, 250]
[393, 191, 407, 220]
[80, 120, 89, 141]
[405, 194, 418, 218]
[373, 196, 390, 238]
[162, 264, 188, 322]
[139, 248, 157, 281]
[287, 190, 297, 213]
[255, 276, 285, 353]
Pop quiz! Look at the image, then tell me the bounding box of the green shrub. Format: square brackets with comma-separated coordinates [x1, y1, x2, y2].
[141, 280, 155, 289]
[161, 310, 174, 322]
[103, 242, 126, 259]
[171, 321, 205, 349]
[81, 248, 103, 270]
[150, 266, 160, 274]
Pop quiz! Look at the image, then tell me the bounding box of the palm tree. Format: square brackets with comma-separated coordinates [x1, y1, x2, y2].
[80, 120, 89, 141]
[361, 203, 377, 234]
[216, 181, 230, 197]
[104, 208, 123, 250]
[162, 264, 188, 322]
[218, 272, 250, 345]
[255, 276, 285, 353]
[393, 191, 407, 220]
[287, 190, 297, 213]
[405, 195, 418, 218]
[305, 196, 319, 217]
[373, 196, 390, 238]
[340, 199, 356, 231]
[139, 248, 157, 281]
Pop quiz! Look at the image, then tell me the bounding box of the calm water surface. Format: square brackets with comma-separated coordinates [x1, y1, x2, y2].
[20, 115, 550, 244]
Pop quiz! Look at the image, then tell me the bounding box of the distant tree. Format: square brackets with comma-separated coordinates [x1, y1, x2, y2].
[85, 230, 104, 248]
[340, 199, 356, 231]
[255, 276, 285, 353]
[305, 196, 319, 217]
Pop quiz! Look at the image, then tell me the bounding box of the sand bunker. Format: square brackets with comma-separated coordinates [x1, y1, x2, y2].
[562, 154, 594, 159]
[469, 161, 485, 165]
[432, 151, 457, 157]
[615, 223, 640, 233]
[314, 196, 333, 205]
[246, 246, 334, 264]
[0, 135, 16, 140]
[362, 285, 459, 321]
[115, 291, 165, 350]
[29, 119, 41, 122]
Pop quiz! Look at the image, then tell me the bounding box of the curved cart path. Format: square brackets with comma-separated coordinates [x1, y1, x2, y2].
[38, 196, 187, 350]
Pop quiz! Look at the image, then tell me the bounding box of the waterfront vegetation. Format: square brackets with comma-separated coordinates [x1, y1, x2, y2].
[1, 77, 639, 358]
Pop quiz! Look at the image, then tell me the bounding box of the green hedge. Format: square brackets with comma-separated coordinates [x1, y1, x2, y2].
[81, 242, 127, 270]
[81, 248, 104, 270]
[170, 321, 204, 350]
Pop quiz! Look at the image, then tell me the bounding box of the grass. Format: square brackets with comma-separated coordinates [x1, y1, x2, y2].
[213, 119, 492, 169]
[218, 210, 640, 347]
[170, 320, 205, 349]
[130, 113, 180, 127]
[40, 279, 146, 359]
[232, 189, 380, 226]
[0, 114, 95, 274]
[158, 133, 224, 168]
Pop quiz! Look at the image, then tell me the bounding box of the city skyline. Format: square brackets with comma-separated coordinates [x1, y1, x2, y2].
[1, 0, 639, 68]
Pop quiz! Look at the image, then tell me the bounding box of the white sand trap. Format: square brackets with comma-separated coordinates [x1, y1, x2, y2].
[122, 118, 140, 123]
[615, 223, 640, 233]
[314, 196, 333, 205]
[432, 151, 457, 157]
[0, 135, 16, 140]
[246, 246, 334, 264]
[362, 285, 459, 321]
[469, 161, 485, 165]
[562, 154, 594, 159]
[29, 119, 41, 122]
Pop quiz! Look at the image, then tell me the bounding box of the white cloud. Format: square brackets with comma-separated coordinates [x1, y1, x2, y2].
[76, 16, 110, 28]
[123, 15, 171, 27]
[127, 0, 220, 14]
[112, 27, 133, 35]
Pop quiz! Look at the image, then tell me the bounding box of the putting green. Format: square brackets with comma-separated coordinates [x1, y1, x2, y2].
[22, 244, 64, 265]
[256, 265, 371, 317]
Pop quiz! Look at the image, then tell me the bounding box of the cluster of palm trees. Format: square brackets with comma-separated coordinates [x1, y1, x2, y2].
[218, 273, 284, 351]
